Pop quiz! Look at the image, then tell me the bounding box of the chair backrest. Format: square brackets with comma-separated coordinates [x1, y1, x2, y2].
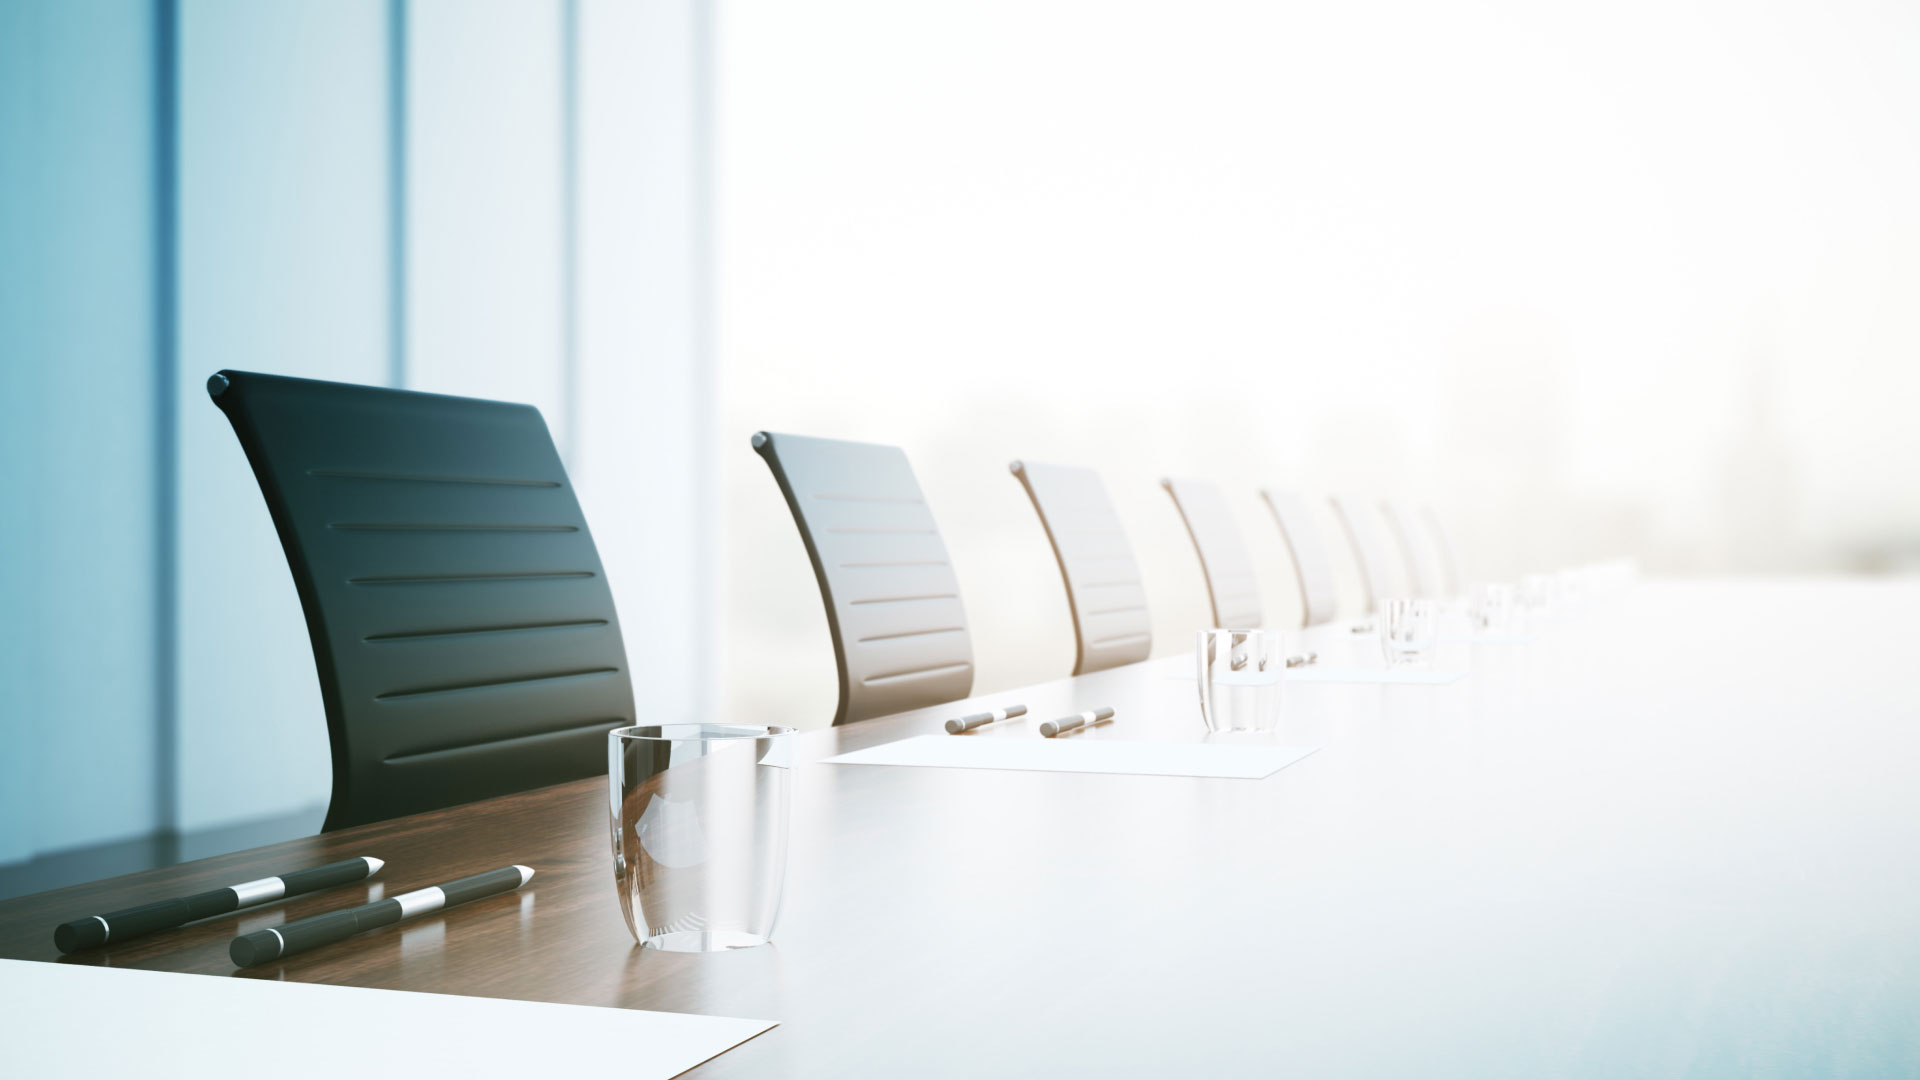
[1259, 488, 1340, 627]
[1010, 460, 1151, 675]
[752, 431, 973, 725]
[1382, 499, 1441, 599]
[1161, 477, 1262, 629]
[1329, 493, 1401, 613]
[1421, 503, 1463, 597]
[208, 369, 636, 831]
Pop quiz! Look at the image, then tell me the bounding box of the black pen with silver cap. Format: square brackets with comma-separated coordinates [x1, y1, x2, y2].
[53, 856, 384, 954]
[229, 865, 534, 967]
[1039, 707, 1116, 738]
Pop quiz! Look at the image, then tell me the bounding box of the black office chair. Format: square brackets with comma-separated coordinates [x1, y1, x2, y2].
[209, 370, 636, 830]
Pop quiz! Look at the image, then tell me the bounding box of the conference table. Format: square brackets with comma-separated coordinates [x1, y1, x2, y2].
[4, 581, 1916, 1076]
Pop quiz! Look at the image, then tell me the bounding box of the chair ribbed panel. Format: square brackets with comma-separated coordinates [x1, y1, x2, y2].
[1421, 503, 1463, 597]
[1382, 500, 1441, 599]
[1330, 494, 1402, 613]
[208, 370, 635, 830]
[1009, 460, 1152, 675]
[1260, 489, 1341, 628]
[1162, 478, 1263, 630]
[753, 432, 973, 725]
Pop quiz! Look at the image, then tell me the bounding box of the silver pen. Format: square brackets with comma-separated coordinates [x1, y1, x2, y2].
[944, 704, 1027, 734]
[1039, 707, 1115, 738]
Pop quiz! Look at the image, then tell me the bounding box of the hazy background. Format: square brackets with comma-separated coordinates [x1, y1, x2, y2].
[3, 0, 1917, 892]
[717, 0, 1920, 729]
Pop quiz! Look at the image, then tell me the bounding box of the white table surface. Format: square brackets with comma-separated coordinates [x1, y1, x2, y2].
[744, 579, 1920, 1077]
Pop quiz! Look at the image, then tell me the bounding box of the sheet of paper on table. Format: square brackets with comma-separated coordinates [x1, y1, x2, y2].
[1283, 667, 1463, 685]
[1166, 667, 1463, 685]
[0, 959, 776, 1078]
[825, 735, 1318, 779]
[1456, 633, 1535, 645]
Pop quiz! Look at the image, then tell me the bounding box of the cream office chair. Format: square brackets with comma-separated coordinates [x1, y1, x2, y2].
[1421, 503, 1463, 597]
[1259, 489, 1340, 628]
[1382, 499, 1441, 599]
[1162, 478, 1262, 629]
[1330, 494, 1402, 614]
[752, 431, 973, 725]
[1010, 460, 1151, 675]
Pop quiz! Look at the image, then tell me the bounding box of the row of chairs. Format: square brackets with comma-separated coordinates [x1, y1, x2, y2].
[207, 371, 1461, 832]
[754, 433, 1464, 726]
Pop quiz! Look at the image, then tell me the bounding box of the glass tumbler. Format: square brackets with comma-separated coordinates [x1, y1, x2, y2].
[1379, 598, 1438, 666]
[1469, 583, 1515, 633]
[1197, 629, 1285, 732]
[1519, 573, 1554, 624]
[608, 723, 795, 952]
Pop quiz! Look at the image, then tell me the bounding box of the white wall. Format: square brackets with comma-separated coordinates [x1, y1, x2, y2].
[716, 0, 1920, 728]
[407, 0, 568, 431]
[174, 0, 390, 835]
[571, 0, 716, 727]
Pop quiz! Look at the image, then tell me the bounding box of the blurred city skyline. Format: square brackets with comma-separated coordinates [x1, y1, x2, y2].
[716, 0, 1920, 725]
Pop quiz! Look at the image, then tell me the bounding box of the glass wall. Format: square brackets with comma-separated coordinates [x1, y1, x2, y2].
[0, 0, 713, 890]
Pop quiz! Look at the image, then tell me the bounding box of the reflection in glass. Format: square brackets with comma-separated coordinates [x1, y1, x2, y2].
[608, 723, 795, 952]
[1379, 598, 1438, 667]
[1196, 629, 1285, 732]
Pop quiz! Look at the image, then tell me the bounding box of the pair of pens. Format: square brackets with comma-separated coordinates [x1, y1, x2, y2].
[53, 858, 535, 968]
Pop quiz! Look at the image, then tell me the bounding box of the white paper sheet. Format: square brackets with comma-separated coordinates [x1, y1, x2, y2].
[0, 958, 775, 1077]
[825, 735, 1318, 779]
[1166, 667, 1464, 685]
[1283, 667, 1462, 684]
[1457, 633, 1535, 645]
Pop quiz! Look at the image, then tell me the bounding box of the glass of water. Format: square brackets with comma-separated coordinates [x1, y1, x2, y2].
[1379, 598, 1438, 666]
[1197, 629, 1285, 732]
[608, 723, 795, 952]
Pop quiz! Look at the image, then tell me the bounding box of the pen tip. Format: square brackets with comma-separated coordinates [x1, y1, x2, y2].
[363, 856, 385, 874]
[514, 865, 535, 885]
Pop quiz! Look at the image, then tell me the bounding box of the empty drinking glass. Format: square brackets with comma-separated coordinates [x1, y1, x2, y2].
[1519, 573, 1554, 626]
[1554, 568, 1587, 611]
[1379, 598, 1438, 666]
[1197, 629, 1285, 732]
[1469, 583, 1515, 633]
[608, 723, 795, 952]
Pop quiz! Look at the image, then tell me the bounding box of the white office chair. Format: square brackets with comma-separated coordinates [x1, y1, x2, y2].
[1010, 460, 1152, 675]
[1162, 478, 1262, 629]
[1259, 488, 1340, 628]
[1421, 503, 1463, 597]
[1382, 499, 1442, 599]
[1329, 494, 1401, 614]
